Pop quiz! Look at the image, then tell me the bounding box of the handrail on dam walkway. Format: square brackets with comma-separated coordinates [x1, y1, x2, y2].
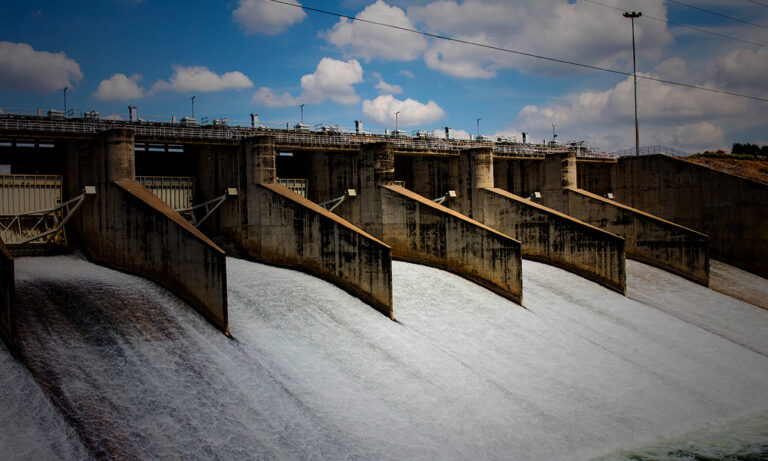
[0, 115, 611, 158]
[611, 145, 692, 157]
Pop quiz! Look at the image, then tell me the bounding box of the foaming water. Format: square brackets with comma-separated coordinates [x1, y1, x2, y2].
[5, 253, 768, 460]
[596, 412, 768, 460]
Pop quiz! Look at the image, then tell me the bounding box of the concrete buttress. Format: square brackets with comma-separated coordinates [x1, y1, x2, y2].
[581, 155, 767, 279]
[0, 238, 14, 350]
[335, 142, 524, 305]
[202, 136, 394, 318]
[456, 147, 626, 294]
[66, 129, 230, 334]
[541, 152, 709, 286]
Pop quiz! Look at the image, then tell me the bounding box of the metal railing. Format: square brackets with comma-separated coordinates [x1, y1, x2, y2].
[611, 145, 692, 157]
[1, 113, 610, 158]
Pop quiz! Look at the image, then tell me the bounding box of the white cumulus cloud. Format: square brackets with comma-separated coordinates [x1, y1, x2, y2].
[325, 0, 427, 62]
[375, 79, 403, 94]
[301, 58, 363, 104]
[513, 72, 754, 152]
[253, 58, 364, 107]
[0, 41, 83, 92]
[151, 66, 253, 93]
[362, 94, 445, 127]
[233, 0, 306, 35]
[656, 122, 726, 151]
[93, 73, 145, 101]
[407, 0, 672, 78]
[253, 87, 300, 107]
[714, 46, 768, 95]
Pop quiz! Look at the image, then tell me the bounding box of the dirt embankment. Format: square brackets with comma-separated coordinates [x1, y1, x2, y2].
[682, 156, 768, 184]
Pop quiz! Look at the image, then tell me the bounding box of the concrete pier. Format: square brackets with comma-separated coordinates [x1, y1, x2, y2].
[66, 129, 230, 333]
[540, 153, 709, 286]
[0, 238, 13, 349]
[199, 137, 394, 318]
[335, 142, 523, 305]
[455, 148, 626, 294]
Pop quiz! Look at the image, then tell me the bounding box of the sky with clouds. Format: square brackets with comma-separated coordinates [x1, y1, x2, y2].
[1, 0, 767, 152]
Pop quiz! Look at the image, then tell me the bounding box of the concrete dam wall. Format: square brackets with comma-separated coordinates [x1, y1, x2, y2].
[64, 130, 230, 334]
[579, 155, 768, 279]
[332, 142, 523, 305]
[196, 137, 394, 319]
[495, 153, 710, 286]
[0, 238, 13, 349]
[6, 119, 767, 334]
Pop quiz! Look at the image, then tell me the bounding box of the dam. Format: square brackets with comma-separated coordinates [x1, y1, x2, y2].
[1, 110, 768, 459]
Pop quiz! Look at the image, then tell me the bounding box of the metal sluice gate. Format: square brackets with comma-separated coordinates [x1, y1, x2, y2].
[0, 175, 95, 249]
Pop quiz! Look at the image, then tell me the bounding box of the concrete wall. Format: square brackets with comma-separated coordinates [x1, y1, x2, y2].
[0, 238, 13, 349]
[381, 185, 522, 304]
[559, 187, 709, 286]
[480, 188, 626, 293]
[335, 142, 523, 305]
[500, 153, 709, 285]
[307, 150, 359, 204]
[577, 158, 615, 197]
[395, 155, 458, 201]
[454, 148, 625, 294]
[66, 129, 230, 334]
[199, 138, 394, 318]
[587, 155, 768, 278]
[493, 158, 544, 198]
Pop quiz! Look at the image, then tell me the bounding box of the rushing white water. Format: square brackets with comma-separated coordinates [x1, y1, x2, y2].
[3, 254, 768, 460]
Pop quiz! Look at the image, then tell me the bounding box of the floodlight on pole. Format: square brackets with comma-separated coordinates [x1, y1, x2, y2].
[623, 10, 642, 156]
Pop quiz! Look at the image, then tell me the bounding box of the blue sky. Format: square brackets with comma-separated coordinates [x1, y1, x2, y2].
[1, 0, 767, 152]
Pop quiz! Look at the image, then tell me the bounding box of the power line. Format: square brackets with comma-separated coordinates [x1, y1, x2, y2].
[582, 0, 767, 47]
[744, 0, 768, 8]
[263, 0, 768, 103]
[666, 0, 768, 29]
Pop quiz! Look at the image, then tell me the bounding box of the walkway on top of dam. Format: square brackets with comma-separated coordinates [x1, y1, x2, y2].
[0, 114, 592, 159]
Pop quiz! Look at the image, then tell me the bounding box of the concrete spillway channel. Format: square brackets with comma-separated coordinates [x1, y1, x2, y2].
[4, 254, 768, 460]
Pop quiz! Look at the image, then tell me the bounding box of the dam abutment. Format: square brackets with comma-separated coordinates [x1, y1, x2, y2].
[579, 155, 767, 279]
[540, 153, 709, 285]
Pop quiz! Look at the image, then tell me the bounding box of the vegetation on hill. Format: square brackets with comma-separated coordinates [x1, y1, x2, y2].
[684, 143, 768, 184]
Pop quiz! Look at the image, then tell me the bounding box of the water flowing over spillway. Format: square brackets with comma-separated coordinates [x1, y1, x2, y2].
[3, 254, 768, 460]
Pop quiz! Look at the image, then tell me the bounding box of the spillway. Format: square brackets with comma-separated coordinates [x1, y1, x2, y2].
[2, 254, 768, 460]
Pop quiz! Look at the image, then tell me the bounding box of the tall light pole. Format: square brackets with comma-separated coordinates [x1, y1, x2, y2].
[63, 87, 68, 117]
[395, 111, 400, 133]
[624, 10, 642, 156]
[476, 118, 481, 138]
[299, 104, 305, 124]
[191, 95, 196, 118]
